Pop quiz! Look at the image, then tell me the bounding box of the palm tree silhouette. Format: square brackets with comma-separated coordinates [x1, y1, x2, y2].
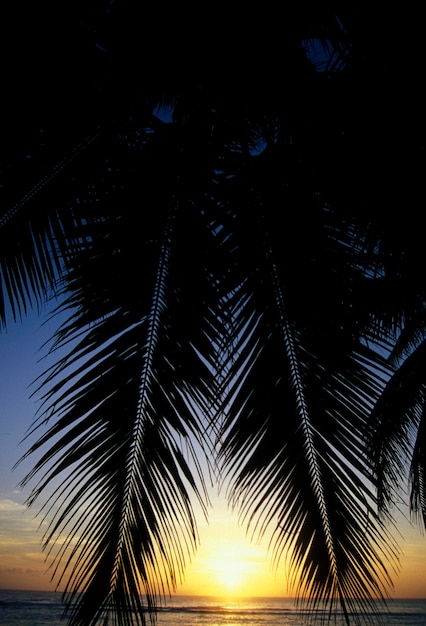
[1, 4, 425, 625]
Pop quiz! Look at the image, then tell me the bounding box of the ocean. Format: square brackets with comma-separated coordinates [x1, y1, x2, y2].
[1, 590, 425, 626]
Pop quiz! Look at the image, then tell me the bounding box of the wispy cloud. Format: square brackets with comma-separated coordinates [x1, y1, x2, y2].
[0, 498, 45, 553]
[0, 567, 42, 577]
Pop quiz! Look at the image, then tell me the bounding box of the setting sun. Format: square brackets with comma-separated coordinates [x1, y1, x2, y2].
[190, 535, 274, 598]
[208, 544, 252, 593]
[171, 492, 288, 598]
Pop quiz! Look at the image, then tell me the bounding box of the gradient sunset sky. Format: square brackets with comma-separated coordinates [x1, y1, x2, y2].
[1, 310, 426, 598]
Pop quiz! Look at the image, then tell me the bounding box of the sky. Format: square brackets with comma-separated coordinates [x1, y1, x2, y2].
[1, 308, 426, 598]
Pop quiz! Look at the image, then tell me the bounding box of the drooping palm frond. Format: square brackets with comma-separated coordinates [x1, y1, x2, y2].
[14, 120, 239, 624]
[18, 287, 213, 622]
[410, 414, 426, 529]
[0, 131, 106, 325]
[210, 179, 402, 623]
[220, 330, 399, 623]
[367, 341, 426, 528]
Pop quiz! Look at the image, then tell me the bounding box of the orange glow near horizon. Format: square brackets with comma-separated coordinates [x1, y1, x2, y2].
[177, 529, 282, 598]
[171, 492, 287, 598]
[1, 491, 426, 598]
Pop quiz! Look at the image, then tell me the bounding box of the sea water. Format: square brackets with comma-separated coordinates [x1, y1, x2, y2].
[1, 589, 425, 626]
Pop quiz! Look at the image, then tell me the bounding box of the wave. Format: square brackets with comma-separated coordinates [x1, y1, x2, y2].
[158, 604, 292, 615]
[2, 591, 425, 620]
[155, 596, 426, 619]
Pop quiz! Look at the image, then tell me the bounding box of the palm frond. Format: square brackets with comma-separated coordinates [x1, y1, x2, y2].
[368, 341, 426, 526]
[16, 163, 229, 624]
[410, 412, 426, 528]
[0, 130, 106, 326]
[213, 198, 400, 622]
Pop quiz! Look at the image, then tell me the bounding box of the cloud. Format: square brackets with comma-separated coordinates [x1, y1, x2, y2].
[0, 567, 42, 577]
[0, 498, 25, 511]
[0, 498, 44, 553]
[0, 498, 38, 524]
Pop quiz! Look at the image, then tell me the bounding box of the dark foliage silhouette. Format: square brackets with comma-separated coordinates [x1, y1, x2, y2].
[1, 4, 425, 625]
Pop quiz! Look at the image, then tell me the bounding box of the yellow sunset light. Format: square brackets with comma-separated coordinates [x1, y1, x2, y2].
[169, 491, 289, 598]
[208, 546, 251, 593]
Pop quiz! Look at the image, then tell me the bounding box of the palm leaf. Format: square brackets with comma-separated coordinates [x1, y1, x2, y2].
[368, 341, 426, 527]
[0, 129, 106, 325]
[213, 194, 400, 622]
[16, 141, 230, 623]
